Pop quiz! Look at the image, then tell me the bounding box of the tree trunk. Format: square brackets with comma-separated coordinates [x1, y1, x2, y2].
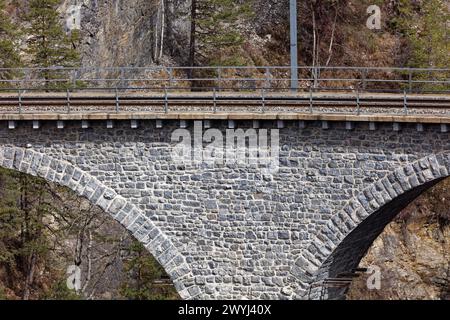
[325, 8, 338, 67]
[188, 0, 197, 84]
[311, 4, 319, 88]
[159, 0, 165, 60]
[311, 4, 317, 67]
[23, 251, 37, 300]
[154, 2, 161, 62]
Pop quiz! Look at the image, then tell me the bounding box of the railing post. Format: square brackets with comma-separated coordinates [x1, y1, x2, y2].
[356, 88, 360, 115]
[213, 88, 217, 113]
[290, 0, 299, 91]
[311, 67, 319, 89]
[96, 67, 101, 87]
[72, 69, 79, 88]
[362, 68, 367, 91]
[164, 87, 168, 113]
[119, 67, 125, 89]
[18, 89, 22, 114]
[66, 88, 71, 114]
[265, 67, 271, 90]
[261, 88, 265, 113]
[115, 88, 120, 113]
[408, 70, 413, 93]
[309, 86, 313, 114]
[314, 67, 319, 88]
[168, 67, 173, 88]
[403, 89, 408, 115]
[217, 67, 222, 92]
[20, 68, 28, 89]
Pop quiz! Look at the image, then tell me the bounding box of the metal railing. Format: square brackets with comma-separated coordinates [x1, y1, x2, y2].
[1, 87, 450, 116]
[0, 66, 449, 93]
[0, 66, 449, 116]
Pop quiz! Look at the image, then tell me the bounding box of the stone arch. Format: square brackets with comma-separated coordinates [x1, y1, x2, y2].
[289, 152, 450, 299]
[0, 146, 200, 300]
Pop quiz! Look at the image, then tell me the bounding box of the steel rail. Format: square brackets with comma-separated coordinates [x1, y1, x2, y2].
[0, 96, 448, 104]
[1, 93, 449, 115]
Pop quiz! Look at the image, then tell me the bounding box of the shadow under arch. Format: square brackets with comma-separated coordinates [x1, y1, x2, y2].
[290, 152, 450, 299]
[0, 146, 199, 300]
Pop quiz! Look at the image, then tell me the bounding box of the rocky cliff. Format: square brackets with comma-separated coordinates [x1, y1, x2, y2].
[8, 0, 442, 70]
[347, 179, 450, 300]
[62, 0, 161, 68]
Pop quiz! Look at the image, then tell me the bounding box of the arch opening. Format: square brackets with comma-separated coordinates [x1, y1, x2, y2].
[0, 146, 198, 299]
[319, 178, 445, 300]
[293, 153, 450, 300]
[0, 167, 180, 299]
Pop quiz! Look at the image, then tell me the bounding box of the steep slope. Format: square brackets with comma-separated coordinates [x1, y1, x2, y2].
[347, 178, 450, 300]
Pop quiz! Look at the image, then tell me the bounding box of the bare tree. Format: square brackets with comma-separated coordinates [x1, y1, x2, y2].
[188, 0, 197, 79]
[159, 0, 165, 60]
[154, 0, 166, 63]
[325, 7, 338, 66]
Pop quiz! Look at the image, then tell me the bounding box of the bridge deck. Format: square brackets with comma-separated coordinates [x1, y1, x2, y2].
[0, 91, 449, 123]
[0, 112, 449, 124]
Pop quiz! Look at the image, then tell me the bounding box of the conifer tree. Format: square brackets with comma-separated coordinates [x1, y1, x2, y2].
[119, 241, 179, 300]
[188, 0, 253, 68]
[394, 0, 449, 89]
[396, 0, 449, 68]
[0, 0, 21, 83]
[25, 0, 81, 88]
[0, 168, 52, 299]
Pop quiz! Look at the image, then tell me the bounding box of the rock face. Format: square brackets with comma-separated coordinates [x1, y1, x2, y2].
[72, 0, 159, 68]
[57, 0, 194, 69]
[8, 0, 423, 70]
[6, 0, 165, 68]
[347, 180, 450, 300]
[55, 0, 292, 69]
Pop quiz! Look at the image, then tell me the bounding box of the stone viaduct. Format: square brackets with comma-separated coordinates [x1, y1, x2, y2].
[1, 112, 450, 300]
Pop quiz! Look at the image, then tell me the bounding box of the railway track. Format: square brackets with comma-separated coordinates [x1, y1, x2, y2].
[0, 92, 450, 113]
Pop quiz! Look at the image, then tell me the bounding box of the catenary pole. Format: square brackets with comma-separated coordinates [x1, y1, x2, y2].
[290, 0, 299, 91]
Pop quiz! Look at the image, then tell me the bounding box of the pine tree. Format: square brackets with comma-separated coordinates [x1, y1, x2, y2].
[0, 168, 53, 299]
[25, 0, 81, 89]
[119, 241, 179, 300]
[0, 0, 21, 83]
[397, 0, 449, 68]
[188, 0, 253, 68]
[394, 0, 450, 90]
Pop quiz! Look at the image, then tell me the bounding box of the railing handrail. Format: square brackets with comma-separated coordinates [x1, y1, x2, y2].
[0, 66, 449, 72]
[0, 65, 448, 95]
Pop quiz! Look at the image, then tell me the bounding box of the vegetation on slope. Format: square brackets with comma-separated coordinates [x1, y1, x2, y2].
[0, 0, 21, 81]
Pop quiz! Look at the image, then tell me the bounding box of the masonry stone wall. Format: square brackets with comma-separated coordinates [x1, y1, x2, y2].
[0, 119, 449, 300]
